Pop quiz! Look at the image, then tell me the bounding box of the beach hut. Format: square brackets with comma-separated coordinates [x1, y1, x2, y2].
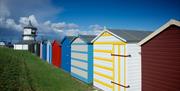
[40, 42, 43, 59]
[46, 41, 52, 64]
[91, 28, 152, 91]
[61, 36, 77, 72]
[28, 43, 35, 53]
[138, 19, 180, 91]
[52, 40, 62, 68]
[34, 42, 40, 57]
[41, 41, 47, 61]
[71, 35, 96, 83]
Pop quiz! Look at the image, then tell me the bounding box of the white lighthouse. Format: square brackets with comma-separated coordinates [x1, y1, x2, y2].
[22, 21, 37, 41]
[14, 21, 38, 51]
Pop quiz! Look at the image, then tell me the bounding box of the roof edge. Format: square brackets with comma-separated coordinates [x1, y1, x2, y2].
[71, 36, 87, 44]
[91, 28, 127, 43]
[91, 29, 106, 43]
[78, 35, 90, 44]
[138, 19, 180, 45]
[61, 36, 78, 44]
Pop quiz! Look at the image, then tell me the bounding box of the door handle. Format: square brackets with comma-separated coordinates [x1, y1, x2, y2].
[111, 54, 131, 57]
[111, 81, 130, 88]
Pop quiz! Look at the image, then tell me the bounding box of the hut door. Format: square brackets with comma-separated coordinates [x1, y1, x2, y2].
[112, 45, 128, 91]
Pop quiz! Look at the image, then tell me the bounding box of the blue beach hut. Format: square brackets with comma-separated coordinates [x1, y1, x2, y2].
[61, 36, 77, 72]
[46, 41, 52, 64]
[41, 41, 47, 61]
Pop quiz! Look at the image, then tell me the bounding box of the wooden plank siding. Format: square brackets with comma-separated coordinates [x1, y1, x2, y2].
[71, 38, 93, 84]
[52, 40, 62, 68]
[93, 31, 142, 91]
[141, 25, 180, 91]
[46, 41, 52, 64]
[42, 42, 47, 61]
[61, 38, 72, 72]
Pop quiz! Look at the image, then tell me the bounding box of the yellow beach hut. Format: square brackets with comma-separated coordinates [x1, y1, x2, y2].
[91, 28, 152, 91]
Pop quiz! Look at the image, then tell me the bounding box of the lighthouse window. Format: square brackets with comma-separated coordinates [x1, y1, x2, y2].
[32, 31, 35, 34]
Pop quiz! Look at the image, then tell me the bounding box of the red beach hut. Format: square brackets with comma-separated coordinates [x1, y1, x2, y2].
[52, 40, 62, 68]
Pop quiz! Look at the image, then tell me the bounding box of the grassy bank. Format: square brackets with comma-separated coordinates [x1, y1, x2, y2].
[0, 47, 93, 91]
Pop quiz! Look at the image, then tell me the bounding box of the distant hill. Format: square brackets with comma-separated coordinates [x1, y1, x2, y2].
[0, 47, 93, 91]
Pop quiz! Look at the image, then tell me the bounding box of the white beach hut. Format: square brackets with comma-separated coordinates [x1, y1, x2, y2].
[91, 28, 152, 91]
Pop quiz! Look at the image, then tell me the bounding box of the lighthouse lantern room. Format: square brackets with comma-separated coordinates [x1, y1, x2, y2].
[22, 21, 37, 41]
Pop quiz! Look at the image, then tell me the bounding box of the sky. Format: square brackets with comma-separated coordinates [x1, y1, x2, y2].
[0, 0, 180, 42]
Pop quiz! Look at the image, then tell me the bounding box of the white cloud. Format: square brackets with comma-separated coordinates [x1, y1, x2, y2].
[67, 23, 79, 29]
[43, 21, 51, 26]
[51, 22, 66, 30]
[0, 0, 104, 39]
[28, 15, 39, 26]
[0, 14, 80, 35]
[19, 17, 29, 26]
[0, 0, 105, 41]
[42, 20, 52, 31]
[6, 19, 22, 31]
[89, 24, 103, 31]
[0, 0, 70, 40]
[41, 21, 80, 34]
[0, 17, 22, 31]
[0, 14, 104, 38]
[65, 29, 80, 36]
[63, 24, 104, 36]
[19, 15, 39, 28]
[87, 24, 104, 35]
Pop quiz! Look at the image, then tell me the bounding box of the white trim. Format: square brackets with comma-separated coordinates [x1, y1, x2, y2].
[91, 29, 108, 43]
[138, 19, 180, 45]
[91, 28, 127, 43]
[72, 37, 86, 44]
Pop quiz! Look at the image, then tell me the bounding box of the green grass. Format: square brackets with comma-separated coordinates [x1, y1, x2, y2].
[0, 47, 94, 91]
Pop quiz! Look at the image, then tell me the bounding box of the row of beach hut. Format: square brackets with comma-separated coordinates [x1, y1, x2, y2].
[31, 19, 179, 91]
[38, 40, 61, 67]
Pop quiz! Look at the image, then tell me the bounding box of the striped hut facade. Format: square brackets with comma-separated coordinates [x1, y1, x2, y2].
[92, 28, 152, 91]
[71, 35, 96, 83]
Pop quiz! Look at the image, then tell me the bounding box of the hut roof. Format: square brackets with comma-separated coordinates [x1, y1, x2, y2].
[61, 36, 77, 44]
[52, 40, 62, 46]
[138, 19, 180, 45]
[92, 28, 152, 43]
[108, 29, 152, 43]
[79, 35, 96, 44]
